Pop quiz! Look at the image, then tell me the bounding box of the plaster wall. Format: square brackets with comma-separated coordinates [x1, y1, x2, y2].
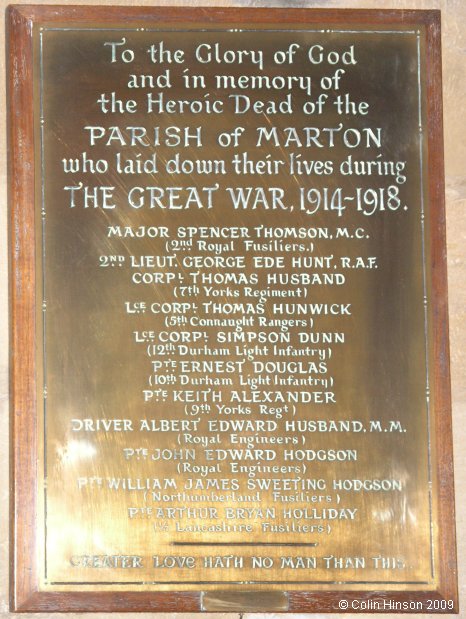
[1, 1, 464, 618]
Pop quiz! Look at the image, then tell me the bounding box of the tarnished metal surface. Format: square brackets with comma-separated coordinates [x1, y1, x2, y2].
[35, 25, 437, 591]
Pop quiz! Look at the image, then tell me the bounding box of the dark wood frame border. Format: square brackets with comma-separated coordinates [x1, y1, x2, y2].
[7, 5, 458, 613]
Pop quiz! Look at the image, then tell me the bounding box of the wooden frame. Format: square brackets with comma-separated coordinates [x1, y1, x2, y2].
[8, 5, 457, 613]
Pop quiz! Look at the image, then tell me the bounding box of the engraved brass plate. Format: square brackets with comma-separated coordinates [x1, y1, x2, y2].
[19, 13, 451, 604]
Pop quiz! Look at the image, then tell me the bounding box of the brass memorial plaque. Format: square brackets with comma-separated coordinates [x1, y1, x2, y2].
[8, 6, 457, 613]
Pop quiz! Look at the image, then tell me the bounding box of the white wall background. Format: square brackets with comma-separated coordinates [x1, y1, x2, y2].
[1, 1, 464, 617]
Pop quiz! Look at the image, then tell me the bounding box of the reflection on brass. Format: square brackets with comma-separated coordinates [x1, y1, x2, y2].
[34, 23, 437, 592]
[202, 591, 289, 611]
